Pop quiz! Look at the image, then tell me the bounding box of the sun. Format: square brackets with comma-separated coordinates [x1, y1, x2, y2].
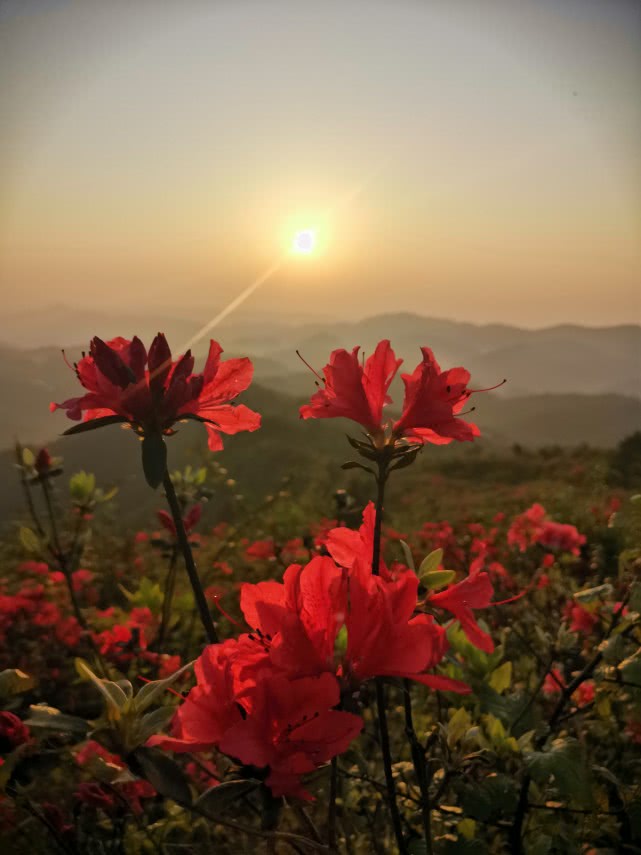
[291, 229, 316, 254]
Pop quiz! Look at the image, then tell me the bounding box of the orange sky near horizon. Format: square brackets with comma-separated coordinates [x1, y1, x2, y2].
[0, 0, 639, 328]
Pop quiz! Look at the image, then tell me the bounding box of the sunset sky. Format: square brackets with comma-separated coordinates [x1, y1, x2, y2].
[1, 0, 639, 327]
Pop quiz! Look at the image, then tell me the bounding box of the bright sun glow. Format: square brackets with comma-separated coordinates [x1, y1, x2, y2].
[292, 229, 316, 254]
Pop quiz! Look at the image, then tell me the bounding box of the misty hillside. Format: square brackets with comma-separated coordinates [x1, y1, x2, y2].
[1, 375, 640, 526]
[0, 310, 638, 458]
[2, 308, 638, 405]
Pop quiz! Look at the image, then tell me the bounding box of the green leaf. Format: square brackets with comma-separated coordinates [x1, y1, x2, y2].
[76, 659, 129, 714]
[460, 773, 518, 821]
[22, 448, 35, 467]
[195, 779, 260, 813]
[525, 738, 593, 806]
[0, 669, 36, 699]
[573, 584, 612, 604]
[130, 746, 192, 805]
[389, 446, 422, 472]
[134, 660, 194, 713]
[25, 704, 90, 735]
[340, 461, 376, 476]
[19, 526, 40, 554]
[422, 569, 456, 591]
[418, 548, 444, 581]
[69, 470, 96, 502]
[488, 662, 512, 694]
[63, 414, 127, 435]
[447, 707, 471, 747]
[619, 650, 641, 687]
[399, 540, 415, 571]
[138, 706, 176, 743]
[629, 581, 641, 614]
[141, 433, 167, 489]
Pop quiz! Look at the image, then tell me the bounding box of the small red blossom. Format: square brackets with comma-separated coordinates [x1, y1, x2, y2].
[542, 669, 565, 697]
[0, 712, 30, 751]
[427, 571, 495, 653]
[34, 447, 53, 474]
[565, 603, 599, 635]
[245, 539, 276, 561]
[18, 560, 50, 577]
[75, 782, 117, 812]
[51, 335, 261, 452]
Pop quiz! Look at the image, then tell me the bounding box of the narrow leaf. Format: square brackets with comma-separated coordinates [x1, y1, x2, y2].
[131, 746, 192, 805]
[63, 415, 127, 435]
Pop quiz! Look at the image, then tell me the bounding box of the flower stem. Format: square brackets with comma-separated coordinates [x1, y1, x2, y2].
[403, 678, 432, 853]
[163, 472, 219, 645]
[40, 478, 88, 633]
[156, 546, 179, 649]
[372, 456, 407, 854]
[328, 756, 338, 850]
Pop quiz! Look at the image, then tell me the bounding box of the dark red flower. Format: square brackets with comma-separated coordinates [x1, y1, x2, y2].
[34, 447, 53, 474]
[75, 782, 117, 812]
[51, 335, 261, 452]
[0, 712, 30, 752]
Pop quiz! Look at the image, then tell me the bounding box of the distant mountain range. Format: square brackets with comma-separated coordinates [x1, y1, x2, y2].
[0, 308, 638, 454]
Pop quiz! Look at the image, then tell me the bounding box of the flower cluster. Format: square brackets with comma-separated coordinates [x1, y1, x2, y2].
[299, 339, 503, 446]
[151, 505, 495, 797]
[507, 503, 586, 555]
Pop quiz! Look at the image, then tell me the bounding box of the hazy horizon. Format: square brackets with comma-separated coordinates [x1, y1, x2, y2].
[1, 0, 640, 328]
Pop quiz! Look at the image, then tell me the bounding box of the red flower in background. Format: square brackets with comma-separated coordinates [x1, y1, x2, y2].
[508, 504, 585, 556]
[157, 504, 202, 536]
[0, 712, 30, 752]
[245, 539, 276, 561]
[51, 335, 260, 452]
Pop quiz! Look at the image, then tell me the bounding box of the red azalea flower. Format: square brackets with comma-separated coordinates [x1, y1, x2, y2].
[219, 671, 362, 799]
[75, 783, 117, 812]
[245, 539, 276, 561]
[392, 347, 483, 445]
[34, 447, 53, 475]
[149, 640, 361, 799]
[0, 712, 30, 751]
[240, 555, 467, 692]
[427, 571, 495, 653]
[299, 340, 402, 435]
[157, 503, 202, 536]
[566, 603, 599, 635]
[300, 340, 500, 446]
[51, 335, 261, 452]
[75, 740, 122, 768]
[542, 668, 565, 697]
